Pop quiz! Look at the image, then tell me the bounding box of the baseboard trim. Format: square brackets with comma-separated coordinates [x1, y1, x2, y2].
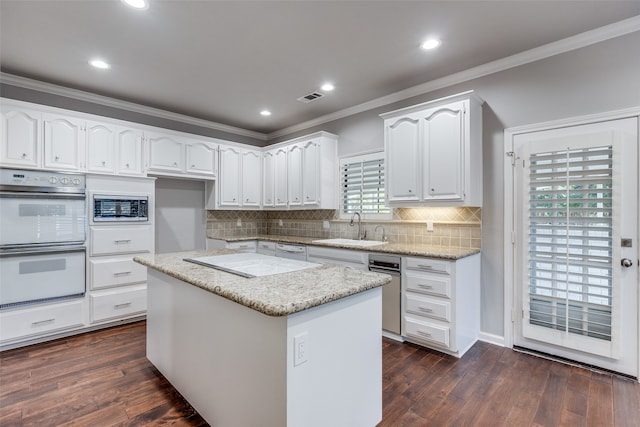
[477, 331, 505, 347]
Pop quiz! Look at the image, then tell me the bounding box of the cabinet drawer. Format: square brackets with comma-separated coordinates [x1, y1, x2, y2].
[405, 294, 450, 322]
[90, 226, 152, 256]
[227, 241, 257, 252]
[404, 317, 450, 348]
[405, 270, 451, 298]
[90, 285, 146, 323]
[405, 257, 451, 275]
[257, 241, 276, 251]
[0, 300, 85, 342]
[90, 257, 147, 290]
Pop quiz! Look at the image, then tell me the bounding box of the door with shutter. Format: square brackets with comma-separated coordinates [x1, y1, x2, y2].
[512, 117, 638, 377]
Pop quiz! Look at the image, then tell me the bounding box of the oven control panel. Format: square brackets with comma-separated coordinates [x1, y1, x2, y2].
[0, 168, 85, 192]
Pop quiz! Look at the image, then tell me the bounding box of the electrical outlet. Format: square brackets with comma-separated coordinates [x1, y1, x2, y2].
[323, 220, 330, 230]
[294, 332, 309, 366]
[426, 220, 434, 232]
[236, 218, 242, 227]
[278, 219, 283, 227]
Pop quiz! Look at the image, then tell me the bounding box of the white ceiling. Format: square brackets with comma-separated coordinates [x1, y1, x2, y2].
[1, 1, 639, 136]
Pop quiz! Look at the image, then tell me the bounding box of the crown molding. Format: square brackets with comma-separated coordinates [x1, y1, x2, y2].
[0, 72, 268, 141]
[267, 15, 640, 140]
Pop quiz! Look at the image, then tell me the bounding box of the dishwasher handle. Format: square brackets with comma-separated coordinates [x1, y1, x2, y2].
[369, 266, 401, 276]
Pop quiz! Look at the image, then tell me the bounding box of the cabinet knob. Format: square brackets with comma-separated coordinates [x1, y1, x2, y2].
[55, 155, 60, 161]
[125, 163, 130, 168]
[173, 162, 178, 166]
[191, 164, 195, 168]
[232, 198, 236, 201]
[431, 188, 435, 192]
[246, 198, 249, 202]
[408, 189, 412, 193]
[102, 161, 106, 166]
[21, 153, 27, 158]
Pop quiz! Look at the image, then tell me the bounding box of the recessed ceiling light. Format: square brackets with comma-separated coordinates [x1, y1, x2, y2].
[89, 59, 110, 69]
[421, 38, 441, 50]
[121, 0, 149, 10]
[260, 110, 272, 117]
[321, 83, 335, 92]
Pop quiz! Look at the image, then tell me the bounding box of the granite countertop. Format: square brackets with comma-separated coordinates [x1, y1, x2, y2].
[134, 249, 392, 317]
[216, 234, 480, 260]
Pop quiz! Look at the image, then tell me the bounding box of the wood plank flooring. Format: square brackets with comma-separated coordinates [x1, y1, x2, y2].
[1, 321, 638, 426]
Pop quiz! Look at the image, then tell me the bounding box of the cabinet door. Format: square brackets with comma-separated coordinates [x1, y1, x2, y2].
[43, 114, 85, 171]
[218, 146, 241, 207]
[0, 106, 42, 168]
[385, 115, 421, 203]
[287, 144, 303, 206]
[116, 127, 144, 176]
[302, 140, 320, 206]
[423, 103, 464, 201]
[274, 147, 288, 208]
[241, 150, 261, 207]
[186, 140, 216, 176]
[147, 133, 184, 173]
[262, 150, 275, 207]
[86, 121, 115, 174]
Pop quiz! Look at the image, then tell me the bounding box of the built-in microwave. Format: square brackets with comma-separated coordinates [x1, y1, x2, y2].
[93, 195, 148, 222]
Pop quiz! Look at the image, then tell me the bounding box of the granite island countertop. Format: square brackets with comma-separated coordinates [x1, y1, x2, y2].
[134, 249, 392, 317]
[213, 234, 480, 260]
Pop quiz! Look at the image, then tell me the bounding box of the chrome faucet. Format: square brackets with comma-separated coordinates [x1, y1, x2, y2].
[349, 212, 366, 240]
[375, 225, 387, 242]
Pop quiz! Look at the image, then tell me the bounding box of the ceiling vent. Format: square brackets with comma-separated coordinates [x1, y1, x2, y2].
[297, 92, 324, 103]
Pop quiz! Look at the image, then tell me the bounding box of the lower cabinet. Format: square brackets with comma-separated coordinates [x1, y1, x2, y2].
[401, 253, 480, 357]
[90, 285, 147, 323]
[0, 299, 85, 344]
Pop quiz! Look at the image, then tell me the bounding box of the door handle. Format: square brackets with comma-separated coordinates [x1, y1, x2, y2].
[621, 258, 633, 268]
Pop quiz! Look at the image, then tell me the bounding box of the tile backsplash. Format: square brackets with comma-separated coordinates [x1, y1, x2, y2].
[207, 207, 481, 249]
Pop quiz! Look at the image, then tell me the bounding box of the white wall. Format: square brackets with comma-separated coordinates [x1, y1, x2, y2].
[155, 178, 206, 253]
[269, 31, 640, 338]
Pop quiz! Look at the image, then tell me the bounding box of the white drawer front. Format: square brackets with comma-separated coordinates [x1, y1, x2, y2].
[91, 226, 152, 256]
[227, 241, 257, 252]
[405, 294, 451, 322]
[257, 241, 276, 250]
[405, 257, 451, 275]
[90, 285, 146, 323]
[0, 300, 85, 342]
[405, 270, 451, 298]
[404, 317, 450, 348]
[90, 257, 147, 290]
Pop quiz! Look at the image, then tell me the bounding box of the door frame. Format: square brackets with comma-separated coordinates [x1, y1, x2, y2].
[503, 107, 640, 379]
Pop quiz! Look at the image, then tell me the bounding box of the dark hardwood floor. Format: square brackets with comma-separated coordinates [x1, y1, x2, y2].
[1, 321, 638, 426]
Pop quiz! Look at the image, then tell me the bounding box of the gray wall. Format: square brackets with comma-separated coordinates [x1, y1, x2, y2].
[155, 178, 207, 253]
[269, 31, 640, 337]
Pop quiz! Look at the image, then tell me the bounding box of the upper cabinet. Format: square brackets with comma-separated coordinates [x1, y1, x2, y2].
[381, 91, 483, 207]
[43, 113, 86, 171]
[0, 105, 42, 169]
[145, 131, 217, 179]
[86, 121, 116, 174]
[146, 132, 184, 174]
[186, 140, 217, 176]
[116, 127, 145, 176]
[217, 145, 261, 209]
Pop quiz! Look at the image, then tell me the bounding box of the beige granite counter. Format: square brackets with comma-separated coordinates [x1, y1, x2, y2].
[215, 234, 480, 260]
[134, 249, 391, 317]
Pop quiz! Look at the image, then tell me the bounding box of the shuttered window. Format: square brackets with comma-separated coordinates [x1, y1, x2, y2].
[340, 153, 391, 218]
[528, 145, 613, 341]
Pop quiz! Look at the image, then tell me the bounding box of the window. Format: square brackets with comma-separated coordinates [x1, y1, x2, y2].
[340, 152, 391, 219]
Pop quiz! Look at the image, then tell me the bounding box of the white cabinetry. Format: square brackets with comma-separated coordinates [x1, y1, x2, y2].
[43, 113, 86, 171]
[0, 300, 85, 344]
[287, 144, 303, 207]
[87, 175, 155, 325]
[381, 91, 483, 207]
[401, 254, 480, 357]
[186, 139, 217, 176]
[306, 246, 368, 270]
[116, 127, 145, 176]
[86, 120, 116, 174]
[274, 148, 288, 208]
[262, 150, 275, 207]
[146, 131, 217, 178]
[206, 239, 257, 252]
[0, 105, 42, 169]
[146, 132, 184, 173]
[217, 145, 262, 209]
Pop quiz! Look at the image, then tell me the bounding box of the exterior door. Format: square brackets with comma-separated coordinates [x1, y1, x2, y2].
[512, 117, 638, 377]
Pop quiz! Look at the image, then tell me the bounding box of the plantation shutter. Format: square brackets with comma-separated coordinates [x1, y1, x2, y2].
[342, 158, 390, 215]
[527, 145, 613, 341]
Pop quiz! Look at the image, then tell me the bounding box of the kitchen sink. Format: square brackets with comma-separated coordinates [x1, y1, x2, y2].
[312, 238, 388, 247]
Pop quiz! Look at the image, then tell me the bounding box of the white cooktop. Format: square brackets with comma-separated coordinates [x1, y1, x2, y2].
[184, 253, 321, 278]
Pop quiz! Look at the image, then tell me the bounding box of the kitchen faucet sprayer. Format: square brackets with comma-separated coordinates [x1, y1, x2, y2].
[349, 212, 366, 240]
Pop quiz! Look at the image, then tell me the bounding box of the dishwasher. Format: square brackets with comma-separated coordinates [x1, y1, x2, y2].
[368, 254, 401, 335]
[275, 243, 307, 261]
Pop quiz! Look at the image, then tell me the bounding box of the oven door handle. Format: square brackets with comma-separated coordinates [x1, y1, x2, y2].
[0, 245, 86, 257]
[0, 191, 86, 200]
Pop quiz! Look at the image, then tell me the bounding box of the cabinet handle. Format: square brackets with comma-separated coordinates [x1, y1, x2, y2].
[113, 271, 132, 276]
[32, 318, 55, 326]
[114, 239, 131, 244]
[418, 307, 434, 313]
[114, 302, 132, 309]
[416, 330, 432, 337]
[418, 284, 433, 290]
[417, 264, 433, 270]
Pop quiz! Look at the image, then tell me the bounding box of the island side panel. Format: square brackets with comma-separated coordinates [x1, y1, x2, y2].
[286, 287, 383, 427]
[146, 269, 288, 427]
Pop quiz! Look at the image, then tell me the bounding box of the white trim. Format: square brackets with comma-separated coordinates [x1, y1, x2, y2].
[503, 107, 640, 357]
[0, 73, 268, 141]
[477, 332, 505, 348]
[269, 16, 640, 139]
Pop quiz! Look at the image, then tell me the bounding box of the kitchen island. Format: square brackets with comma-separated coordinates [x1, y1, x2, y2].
[134, 249, 392, 427]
